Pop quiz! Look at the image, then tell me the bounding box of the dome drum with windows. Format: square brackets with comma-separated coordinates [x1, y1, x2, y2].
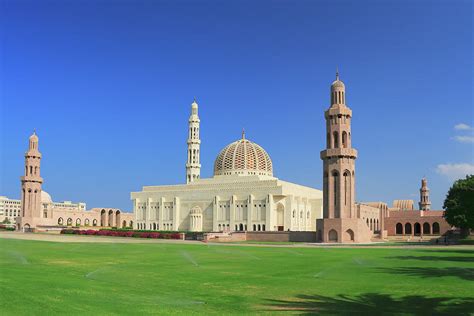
[213, 132, 273, 177]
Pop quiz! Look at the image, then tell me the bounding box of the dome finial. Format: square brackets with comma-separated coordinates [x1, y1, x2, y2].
[336, 66, 339, 80]
[242, 128, 245, 140]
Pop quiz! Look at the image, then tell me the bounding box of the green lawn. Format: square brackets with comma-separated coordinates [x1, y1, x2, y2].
[0, 239, 473, 315]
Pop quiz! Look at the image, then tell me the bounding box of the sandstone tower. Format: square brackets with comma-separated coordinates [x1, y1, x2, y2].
[186, 99, 201, 184]
[321, 71, 357, 219]
[18, 131, 43, 230]
[419, 177, 431, 211]
[317, 72, 372, 243]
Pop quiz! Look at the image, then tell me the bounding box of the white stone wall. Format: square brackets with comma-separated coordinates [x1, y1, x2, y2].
[131, 175, 322, 232]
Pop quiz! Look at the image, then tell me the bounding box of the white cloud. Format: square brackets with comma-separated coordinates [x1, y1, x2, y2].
[453, 135, 474, 143]
[454, 123, 473, 131]
[436, 163, 474, 181]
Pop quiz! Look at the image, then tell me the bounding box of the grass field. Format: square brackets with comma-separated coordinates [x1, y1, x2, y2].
[1, 238, 473, 315]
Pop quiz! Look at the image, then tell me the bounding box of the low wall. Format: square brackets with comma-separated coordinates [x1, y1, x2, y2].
[246, 231, 317, 242]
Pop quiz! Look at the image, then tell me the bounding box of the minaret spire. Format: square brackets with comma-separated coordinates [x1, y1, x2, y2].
[242, 128, 245, 140]
[419, 177, 431, 211]
[186, 99, 201, 184]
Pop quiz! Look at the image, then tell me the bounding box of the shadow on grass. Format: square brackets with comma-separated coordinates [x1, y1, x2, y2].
[265, 293, 474, 315]
[388, 255, 474, 262]
[379, 267, 474, 281]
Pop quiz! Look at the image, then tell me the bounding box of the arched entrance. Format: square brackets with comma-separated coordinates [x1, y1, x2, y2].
[405, 223, 412, 235]
[328, 229, 338, 242]
[100, 209, 106, 226]
[344, 229, 354, 242]
[396, 223, 403, 235]
[115, 211, 121, 228]
[433, 222, 440, 234]
[276, 203, 284, 231]
[108, 210, 114, 227]
[414, 223, 421, 236]
[423, 222, 430, 234]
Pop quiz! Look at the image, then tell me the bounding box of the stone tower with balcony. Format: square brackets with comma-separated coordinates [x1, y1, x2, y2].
[317, 72, 372, 243]
[186, 99, 201, 184]
[18, 131, 43, 231]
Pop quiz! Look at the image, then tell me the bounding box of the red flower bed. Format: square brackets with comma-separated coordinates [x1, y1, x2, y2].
[60, 229, 182, 240]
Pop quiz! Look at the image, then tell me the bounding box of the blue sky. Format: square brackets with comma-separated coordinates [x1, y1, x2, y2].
[1, 0, 472, 212]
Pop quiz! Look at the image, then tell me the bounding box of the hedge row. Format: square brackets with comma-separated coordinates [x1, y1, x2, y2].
[60, 229, 182, 239]
[0, 225, 15, 231]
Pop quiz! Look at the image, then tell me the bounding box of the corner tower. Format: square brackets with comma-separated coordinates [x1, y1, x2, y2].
[419, 178, 431, 211]
[19, 131, 43, 230]
[321, 71, 357, 219]
[186, 99, 201, 184]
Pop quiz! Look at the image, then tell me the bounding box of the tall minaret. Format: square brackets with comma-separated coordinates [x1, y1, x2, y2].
[419, 178, 431, 211]
[186, 99, 201, 184]
[320, 71, 358, 219]
[20, 131, 43, 228]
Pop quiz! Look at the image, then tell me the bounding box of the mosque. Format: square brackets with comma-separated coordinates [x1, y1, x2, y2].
[131, 101, 323, 232]
[11, 72, 451, 242]
[131, 72, 451, 242]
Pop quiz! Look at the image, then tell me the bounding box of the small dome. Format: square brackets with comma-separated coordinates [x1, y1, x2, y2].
[214, 136, 273, 177]
[331, 79, 345, 89]
[41, 191, 52, 204]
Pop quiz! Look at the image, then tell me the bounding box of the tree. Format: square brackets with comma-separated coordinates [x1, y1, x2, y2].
[443, 175, 474, 234]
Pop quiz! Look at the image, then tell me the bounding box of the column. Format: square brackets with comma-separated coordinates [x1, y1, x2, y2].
[229, 195, 236, 231]
[212, 196, 219, 231]
[159, 197, 164, 230]
[247, 194, 253, 231]
[266, 194, 273, 231]
[173, 197, 180, 231]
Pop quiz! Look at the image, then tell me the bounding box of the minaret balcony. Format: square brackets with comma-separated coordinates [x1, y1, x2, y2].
[20, 175, 44, 183]
[325, 106, 352, 118]
[187, 139, 201, 144]
[320, 148, 358, 159]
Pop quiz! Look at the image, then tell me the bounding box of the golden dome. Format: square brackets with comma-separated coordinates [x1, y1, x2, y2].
[214, 136, 273, 177]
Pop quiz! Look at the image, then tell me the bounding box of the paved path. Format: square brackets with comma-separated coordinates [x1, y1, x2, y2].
[1, 231, 473, 250]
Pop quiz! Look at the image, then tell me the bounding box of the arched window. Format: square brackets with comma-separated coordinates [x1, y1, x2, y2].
[292, 210, 296, 218]
[405, 223, 412, 235]
[153, 223, 156, 230]
[332, 171, 339, 207]
[58, 217, 64, 225]
[258, 224, 261, 231]
[93, 219, 97, 226]
[396, 223, 403, 234]
[85, 219, 90, 226]
[414, 223, 421, 235]
[343, 171, 350, 206]
[253, 224, 256, 231]
[342, 131, 347, 148]
[76, 218, 81, 226]
[432, 222, 440, 234]
[423, 222, 430, 234]
[327, 133, 331, 148]
[333, 131, 339, 148]
[67, 218, 72, 226]
[262, 224, 265, 231]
